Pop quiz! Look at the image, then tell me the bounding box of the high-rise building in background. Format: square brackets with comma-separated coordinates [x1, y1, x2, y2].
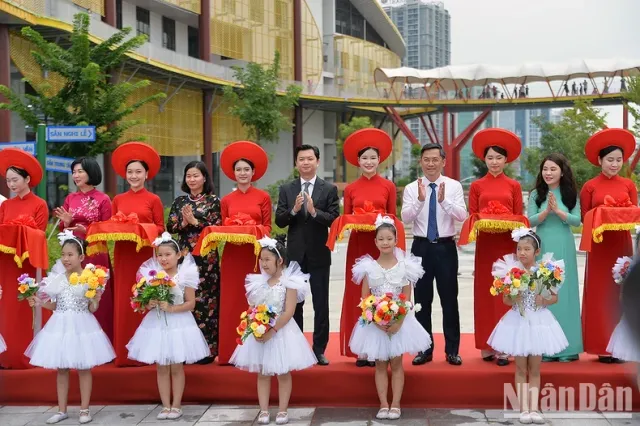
[382, 0, 451, 177]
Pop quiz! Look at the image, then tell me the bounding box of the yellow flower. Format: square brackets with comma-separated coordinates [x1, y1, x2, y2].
[257, 304, 267, 313]
[250, 322, 258, 331]
[364, 295, 376, 307]
[18, 284, 29, 294]
[240, 311, 247, 319]
[381, 305, 389, 313]
[88, 276, 99, 288]
[94, 269, 107, 278]
[260, 317, 269, 324]
[255, 313, 263, 322]
[156, 271, 167, 280]
[489, 287, 498, 296]
[136, 278, 146, 288]
[512, 279, 521, 288]
[373, 315, 381, 323]
[69, 273, 79, 285]
[85, 289, 96, 299]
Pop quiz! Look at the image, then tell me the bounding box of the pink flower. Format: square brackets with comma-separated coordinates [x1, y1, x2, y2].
[365, 310, 373, 321]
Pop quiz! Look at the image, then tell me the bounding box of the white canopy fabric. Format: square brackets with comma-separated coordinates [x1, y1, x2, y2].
[374, 59, 640, 91]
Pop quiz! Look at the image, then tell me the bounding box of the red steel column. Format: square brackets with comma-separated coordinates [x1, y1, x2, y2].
[0, 25, 11, 196]
[623, 105, 629, 130]
[102, 0, 117, 196]
[200, 0, 213, 173]
[292, 0, 303, 151]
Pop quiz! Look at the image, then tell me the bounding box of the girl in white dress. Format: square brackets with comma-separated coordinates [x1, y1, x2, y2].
[349, 215, 431, 421]
[607, 230, 640, 389]
[126, 232, 210, 421]
[0, 285, 5, 354]
[230, 235, 316, 425]
[25, 231, 115, 425]
[487, 229, 568, 424]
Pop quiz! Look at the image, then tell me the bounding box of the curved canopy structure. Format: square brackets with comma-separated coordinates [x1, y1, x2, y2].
[374, 59, 640, 91]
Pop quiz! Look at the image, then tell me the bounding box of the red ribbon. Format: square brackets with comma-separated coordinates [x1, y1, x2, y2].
[5, 214, 38, 228]
[480, 200, 510, 215]
[354, 200, 384, 215]
[110, 212, 140, 224]
[604, 194, 633, 208]
[224, 213, 257, 226]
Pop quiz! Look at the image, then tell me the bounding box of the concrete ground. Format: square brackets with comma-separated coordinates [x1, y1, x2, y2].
[5, 237, 635, 426]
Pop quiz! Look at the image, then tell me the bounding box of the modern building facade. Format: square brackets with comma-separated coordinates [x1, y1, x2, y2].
[381, 0, 450, 176]
[0, 0, 405, 205]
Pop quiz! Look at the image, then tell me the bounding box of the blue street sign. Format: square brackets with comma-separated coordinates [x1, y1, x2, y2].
[0, 142, 36, 155]
[46, 126, 96, 143]
[45, 155, 74, 174]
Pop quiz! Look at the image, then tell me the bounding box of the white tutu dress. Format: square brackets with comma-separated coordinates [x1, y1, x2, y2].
[230, 262, 317, 376]
[25, 261, 115, 369]
[607, 316, 640, 362]
[487, 255, 569, 357]
[126, 254, 210, 365]
[349, 249, 432, 361]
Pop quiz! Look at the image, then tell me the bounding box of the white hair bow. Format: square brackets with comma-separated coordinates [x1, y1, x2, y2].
[258, 236, 281, 259]
[153, 232, 174, 247]
[511, 227, 532, 242]
[375, 214, 395, 229]
[57, 229, 84, 255]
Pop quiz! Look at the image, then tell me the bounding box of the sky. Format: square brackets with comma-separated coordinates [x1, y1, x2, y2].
[409, 0, 640, 128]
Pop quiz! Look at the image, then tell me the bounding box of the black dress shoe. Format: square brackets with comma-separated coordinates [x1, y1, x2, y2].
[612, 357, 626, 364]
[196, 356, 214, 365]
[446, 354, 462, 366]
[599, 356, 613, 364]
[482, 355, 495, 362]
[355, 359, 368, 367]
[367, 361, 376, 367]
[316, 354, 329, 366]
[497, 357, 510, 366]
[412, 352, 433, 365]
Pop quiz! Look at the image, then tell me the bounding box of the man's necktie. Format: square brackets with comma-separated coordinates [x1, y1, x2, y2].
[427, 182, 439, 241]
[302, 181, 311, 216]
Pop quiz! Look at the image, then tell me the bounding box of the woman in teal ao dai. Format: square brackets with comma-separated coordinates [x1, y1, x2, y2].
[527, 153, 583, 361]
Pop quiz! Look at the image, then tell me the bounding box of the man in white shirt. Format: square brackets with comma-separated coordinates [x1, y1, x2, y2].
[401, 143, 468, 366]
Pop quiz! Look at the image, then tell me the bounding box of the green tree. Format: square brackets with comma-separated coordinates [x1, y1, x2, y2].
[523, 99, 607, 189]
[0, 13, 165, 157]
[223, 51, 302, 143]
[336, 116, 373, 153]
[623, 77, 640, 135]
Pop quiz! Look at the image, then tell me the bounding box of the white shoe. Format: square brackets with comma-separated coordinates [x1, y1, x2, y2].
[156, 407, 171, 420]
[257, 410, 270, 425]
[388, 408, 401, 420]
[46, 412, 68, 424]
[530, 411, 546, 424]
[375, 408, 389, 419]
[275, 412, 289, 425]
[167, 408, 183, 420]
[519, 411, 533, 424]
[79, 409, 92, 424]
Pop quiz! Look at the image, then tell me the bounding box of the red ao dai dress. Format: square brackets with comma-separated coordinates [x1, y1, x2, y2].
[111, 188, 165, 366]
[0, 192, 49, 368]
[340, 174, 396, 357]
[468, 173, 523, 351]
[580, 173, 638, 355]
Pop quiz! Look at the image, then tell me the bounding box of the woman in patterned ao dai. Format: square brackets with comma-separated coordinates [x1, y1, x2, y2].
[349, 216, 431, 421]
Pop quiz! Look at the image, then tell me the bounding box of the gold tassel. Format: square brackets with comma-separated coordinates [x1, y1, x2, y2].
[469, 220, 527, 243]
[338, 224, 376, 241]
[592, 223, 640, 243]
[199, 233, 261, 257]
[86, 232, 149, 253]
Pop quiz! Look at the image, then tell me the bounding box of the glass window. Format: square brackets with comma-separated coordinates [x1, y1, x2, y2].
[136, 7, 150, 39]
[162, 17, 176, 51]
[188, 26, 199, 58]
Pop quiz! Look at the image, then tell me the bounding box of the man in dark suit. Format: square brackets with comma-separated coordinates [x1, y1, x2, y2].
[275, 144, 340, 365]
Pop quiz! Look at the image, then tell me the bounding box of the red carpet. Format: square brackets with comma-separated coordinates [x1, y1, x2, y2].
[1, 333, 639, 409]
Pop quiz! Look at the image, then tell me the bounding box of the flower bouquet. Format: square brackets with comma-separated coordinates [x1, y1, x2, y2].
[236, 304, 278, 345]
[531, 254, 565, 298]
[490, 266, 532, 316]
[358, 292, 421, 329]
[612, 256, 633, 285]
[69, 263, 109, 299]
[17, 273, 39, 329]
[130, 270, 176, 324]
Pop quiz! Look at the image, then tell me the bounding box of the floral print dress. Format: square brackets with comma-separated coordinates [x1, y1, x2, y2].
[167, 194, 222, 358]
